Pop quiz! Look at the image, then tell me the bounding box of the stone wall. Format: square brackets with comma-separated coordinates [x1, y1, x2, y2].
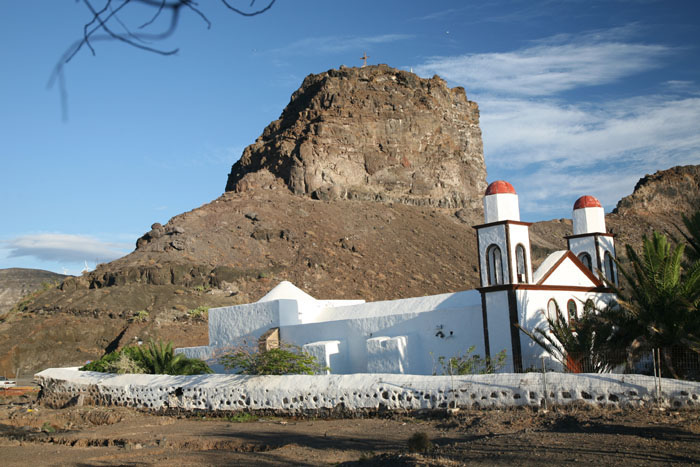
[36, 368, 700, 413]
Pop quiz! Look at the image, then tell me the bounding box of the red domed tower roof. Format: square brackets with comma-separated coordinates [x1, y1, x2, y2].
[573, 195, 602, 209]
[485, 180, 516, 196]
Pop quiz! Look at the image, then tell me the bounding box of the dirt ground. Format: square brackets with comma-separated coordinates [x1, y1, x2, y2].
[1, 389, 699, 467]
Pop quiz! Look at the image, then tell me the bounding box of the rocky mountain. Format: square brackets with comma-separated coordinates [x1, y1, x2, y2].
[0, 268, 66, 317]
[614, 165, 700, 217]
[0, 65, 697, 376]
[225, 65, 486, 209]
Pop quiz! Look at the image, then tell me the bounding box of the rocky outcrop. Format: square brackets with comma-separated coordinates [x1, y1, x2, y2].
[0, 268, 67, 316]
[614, 165, 700, 216]
[225, 64, 486, 209]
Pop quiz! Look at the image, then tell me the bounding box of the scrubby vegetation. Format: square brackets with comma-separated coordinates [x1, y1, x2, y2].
[219, 345, 328, 375]
[81, 339, 212, 375]
[434, 346, 507, 375]
[187, 305, 209, 320]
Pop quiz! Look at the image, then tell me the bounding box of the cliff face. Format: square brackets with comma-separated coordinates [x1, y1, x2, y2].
[0, 268, 66, 316]
[225, 64, 486, 209]
[614, 165, 700, 216]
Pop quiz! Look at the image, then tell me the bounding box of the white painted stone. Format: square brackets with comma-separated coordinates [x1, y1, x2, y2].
[36, 368, 700, 412]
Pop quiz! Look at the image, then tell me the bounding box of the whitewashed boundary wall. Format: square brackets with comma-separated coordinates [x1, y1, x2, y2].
[36, 368, 700, 413]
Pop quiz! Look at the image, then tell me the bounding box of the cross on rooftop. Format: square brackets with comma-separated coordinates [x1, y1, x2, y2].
[360, 52, 369, 67]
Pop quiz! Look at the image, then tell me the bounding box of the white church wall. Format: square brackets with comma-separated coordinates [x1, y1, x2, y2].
[540, 258, 596, 287]
[280, 305, 485, 375]
[597, 235, 615, 256]
[573, 206, 605, 235]
[484, 291, 512, 361]
[568, 236, 596, 260]
[366, 336, 408, 373]
[298, 300, 366, 324]
[208, 301, 281, 348]
[312, 290, 480, 323]
[484, 193, 520, 223]
[507, 223, 533, 283]
[302, 340, 342, 375]
[478, 225, 508, 286]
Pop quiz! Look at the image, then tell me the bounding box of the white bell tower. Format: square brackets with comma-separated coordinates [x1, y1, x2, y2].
[474, 181, 533, 287]
[566, 195, 617, 285]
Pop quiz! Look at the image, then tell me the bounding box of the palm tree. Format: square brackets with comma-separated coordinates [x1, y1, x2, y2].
[602, 232, 700, 378]
[517, 301, 620, 373]
[135, 339, 212, 375]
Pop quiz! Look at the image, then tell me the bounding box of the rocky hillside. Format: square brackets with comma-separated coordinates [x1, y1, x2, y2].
[0, 65, 697, 376]
[614, 165, 700, 216]
[226, 64, 486, 209]
[0, 268, 66, 317]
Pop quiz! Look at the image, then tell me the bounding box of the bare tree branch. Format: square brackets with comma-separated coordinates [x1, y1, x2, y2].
[48, 0, 274, 120]
[220, 0, 276, 17]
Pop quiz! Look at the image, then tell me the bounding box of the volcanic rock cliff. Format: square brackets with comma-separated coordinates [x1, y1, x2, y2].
[614, 165, 700, 216]
[225, 64, 486, 209]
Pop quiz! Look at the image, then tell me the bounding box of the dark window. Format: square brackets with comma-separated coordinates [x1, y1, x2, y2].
[567, 299, 577, 323]
[516, 244, 527, 283]
[578, 252, 592, 270]
[486, 244, 503, 286]
[604, 251, 615, 284]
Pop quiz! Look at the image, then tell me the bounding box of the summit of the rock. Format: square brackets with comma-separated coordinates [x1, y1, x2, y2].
[225, 64, 486, 209]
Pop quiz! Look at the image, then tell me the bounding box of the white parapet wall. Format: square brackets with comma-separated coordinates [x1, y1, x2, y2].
[35, 368, 700, 413]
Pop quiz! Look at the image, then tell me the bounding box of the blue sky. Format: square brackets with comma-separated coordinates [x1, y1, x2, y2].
[1, 0, 699, 275]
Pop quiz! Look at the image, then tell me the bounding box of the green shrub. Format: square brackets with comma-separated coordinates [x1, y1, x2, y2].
[132, 310, 149, 323]
[220, 345, 327, 375]
[41, 422, 56, 433]
[227, 412, 259, 423]
[435, 346, 507, 375]
[81, 346, 143, 373]
[187, 306, 209, 320]
[80, 339, 212, 375]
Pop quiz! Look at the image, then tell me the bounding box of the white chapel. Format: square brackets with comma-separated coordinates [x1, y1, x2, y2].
[179, 181, 618, 374]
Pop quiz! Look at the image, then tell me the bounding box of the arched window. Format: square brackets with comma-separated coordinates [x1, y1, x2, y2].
[567, 299, 577, 323]
[578, 252, 592, 270]
[547, 298, 558, 322]
[486, 244, 503, 286]
[604, 251, 615, 284]
[515, 244, 527, 283]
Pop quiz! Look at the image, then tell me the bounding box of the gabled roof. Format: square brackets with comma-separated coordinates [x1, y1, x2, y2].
[533, 250, 603, 288]
[257, 281, 317, 303]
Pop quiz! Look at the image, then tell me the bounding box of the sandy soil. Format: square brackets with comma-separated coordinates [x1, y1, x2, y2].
[1, 390, 699, 466]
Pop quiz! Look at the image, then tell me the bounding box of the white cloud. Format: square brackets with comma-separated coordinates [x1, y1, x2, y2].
[479, 94, 700, 216]
[415, 34, 670, 96]
[2, 234, 132, 263]
[480, 95, 700, 167]
[412, 28, 699, 218]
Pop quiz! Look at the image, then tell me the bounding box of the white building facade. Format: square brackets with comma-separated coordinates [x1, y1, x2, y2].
[179, 182, 618, 374]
